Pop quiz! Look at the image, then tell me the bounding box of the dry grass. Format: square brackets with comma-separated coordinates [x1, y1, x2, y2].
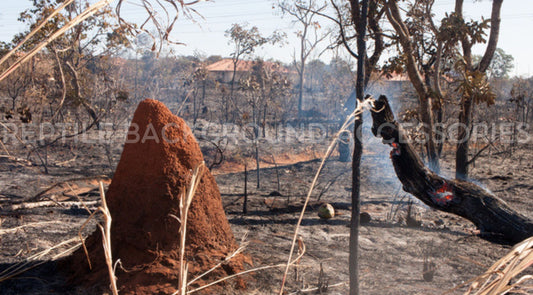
[96, 182, 119, 295]
[75, 181, 118, 294]
[441, 236, 533, 295]
[0, 237, 81, 284]
[168, 161, 206, 295]
[462, 236, 533, 295]
[186, 237, 306, 294]
[74, 181, 118, 294]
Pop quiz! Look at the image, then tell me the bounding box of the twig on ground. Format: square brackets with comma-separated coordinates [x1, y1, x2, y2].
[66, 183, 96, 214]
[0, 221, 64, 235]
[3, 200, 99, 212]
[28, 176, 109, 202]
[288, 281, 347, 294]
[0, 139, 11, 156]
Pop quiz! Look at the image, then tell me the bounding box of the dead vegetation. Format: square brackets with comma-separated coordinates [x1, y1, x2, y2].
[0, 138, 532, 294]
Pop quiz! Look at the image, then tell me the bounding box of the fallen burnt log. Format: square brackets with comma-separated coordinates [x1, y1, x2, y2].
[370, 95, 533, 244]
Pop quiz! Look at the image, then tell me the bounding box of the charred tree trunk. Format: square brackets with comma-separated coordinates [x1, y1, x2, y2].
[350, 110, 362, 295]
[370, 95, 533, 244]
[243, 164, 248, 215]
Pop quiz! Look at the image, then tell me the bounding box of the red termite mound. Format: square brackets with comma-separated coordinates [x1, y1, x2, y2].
[62, 99, 249, 294]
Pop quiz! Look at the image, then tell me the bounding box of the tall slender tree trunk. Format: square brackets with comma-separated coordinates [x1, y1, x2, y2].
[255, 142, 260, 189]
[350, 112, 362, 295]
[193, 90, 198, 125]
[350, 1, 368, 293]
[297, 63, 305, 118]
[456, 97, 473, 179]
[262, 102, 267, 137]
[230, 61, 237, 100]
[229, 60, 238, 123]
[243, 164, 248, 214]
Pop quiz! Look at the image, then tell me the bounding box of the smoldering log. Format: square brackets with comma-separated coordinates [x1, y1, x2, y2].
[369, 95, 533, 244]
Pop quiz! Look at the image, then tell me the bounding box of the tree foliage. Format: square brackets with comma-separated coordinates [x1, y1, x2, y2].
[476, 48, 515, 79]
[11, 0, 132, 125]
[225, 24, 284, 62]
[456, 59, 496, 106]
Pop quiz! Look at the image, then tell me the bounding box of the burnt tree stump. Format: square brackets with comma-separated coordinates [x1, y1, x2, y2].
[370, 95, 533, 244]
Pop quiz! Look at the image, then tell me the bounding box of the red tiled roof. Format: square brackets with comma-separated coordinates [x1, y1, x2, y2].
[206, 59, 289, 73]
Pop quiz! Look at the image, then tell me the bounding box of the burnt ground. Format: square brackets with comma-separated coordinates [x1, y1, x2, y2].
[0, 134, 532, 294]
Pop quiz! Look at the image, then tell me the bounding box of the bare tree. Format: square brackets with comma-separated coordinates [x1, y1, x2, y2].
[0, 58, 34, 114]
[225, 24, 284, 122]
[278, 0, 330, 118]
[510, 77, 533, 145]
[323, 1, 386, 293]
[190, 65, 209, 126]
[239, 59, 292, 189]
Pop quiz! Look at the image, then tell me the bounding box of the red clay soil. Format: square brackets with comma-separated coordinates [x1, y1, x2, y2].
[60, 99, 250, 294]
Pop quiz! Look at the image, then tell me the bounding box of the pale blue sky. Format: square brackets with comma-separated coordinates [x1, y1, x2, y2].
[0, 0, 532, 76]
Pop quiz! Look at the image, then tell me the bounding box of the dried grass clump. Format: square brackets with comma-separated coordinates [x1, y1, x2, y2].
[96, 182, 119, 295]
[78, 181, 119, 295]
[0, 237, 81, 284]
[460, 236, 533, 295]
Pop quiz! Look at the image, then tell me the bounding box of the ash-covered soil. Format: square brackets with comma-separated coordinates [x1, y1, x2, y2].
[0, 136, 532, 294]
